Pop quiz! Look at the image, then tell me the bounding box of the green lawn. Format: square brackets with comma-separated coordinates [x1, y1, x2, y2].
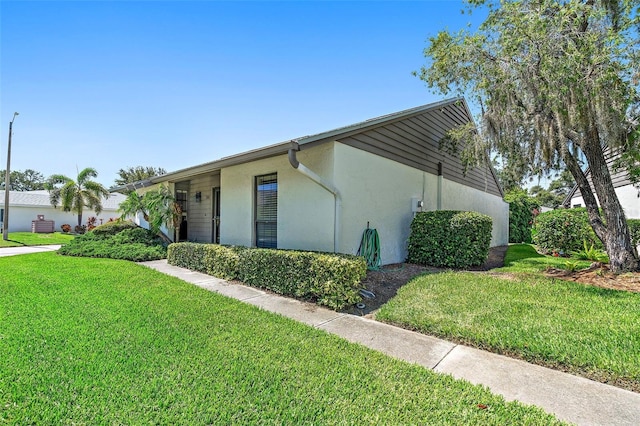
[500, 243, 592, 273]
[376, 244, 640, 391]
[0, 253, 561, 424]
[0, 232, 74, 247]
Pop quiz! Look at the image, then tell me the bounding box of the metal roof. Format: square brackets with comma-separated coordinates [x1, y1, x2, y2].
[0, 190, 125, 210]
[111, 98, 468, 192]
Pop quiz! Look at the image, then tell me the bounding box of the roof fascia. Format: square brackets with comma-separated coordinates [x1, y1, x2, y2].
[295, 97, 464, 149]
[147, 141, 296, 184]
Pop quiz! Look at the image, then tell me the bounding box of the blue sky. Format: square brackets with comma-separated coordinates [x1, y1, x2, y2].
[1, 1, 484, 188]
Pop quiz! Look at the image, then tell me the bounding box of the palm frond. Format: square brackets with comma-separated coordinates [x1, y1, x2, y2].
[77, 168, 99, 185]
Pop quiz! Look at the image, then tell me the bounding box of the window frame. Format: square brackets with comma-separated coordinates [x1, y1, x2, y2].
[254, 173, 277, 248]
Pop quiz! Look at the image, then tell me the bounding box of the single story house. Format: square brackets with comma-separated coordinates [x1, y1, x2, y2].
[563, 150, 639, 219]
[0, 190, 125, 233]
[120, 98, 508, 265]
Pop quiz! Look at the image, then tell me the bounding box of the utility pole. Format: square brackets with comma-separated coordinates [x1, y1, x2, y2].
[3, 112, 19, 241]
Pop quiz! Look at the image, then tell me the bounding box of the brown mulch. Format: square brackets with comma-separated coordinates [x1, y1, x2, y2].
[345, 246, 640, 317]
[544, 264, 640, 293]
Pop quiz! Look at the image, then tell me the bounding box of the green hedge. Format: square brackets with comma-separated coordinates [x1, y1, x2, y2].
[407, 211, 492, 268]
[533, 208, 602, 254]
[167, 243, 367, 310]
[167, 243, 244, 280]
[504, 191, 540, 243]
[90, 220, 139, 236]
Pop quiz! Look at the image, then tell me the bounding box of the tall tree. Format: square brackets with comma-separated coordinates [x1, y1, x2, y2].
[114, 166, 166, 191]
[529, 185, 563, 208]
[418, 0, 640, 272]
[549, 170, 576, 199]
[45, 168, 110, 228]
[0, 169, 46, 191]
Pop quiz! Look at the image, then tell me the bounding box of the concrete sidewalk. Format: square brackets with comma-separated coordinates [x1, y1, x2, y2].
[0, 244, 61, 257]
[141, 259, 640, 426]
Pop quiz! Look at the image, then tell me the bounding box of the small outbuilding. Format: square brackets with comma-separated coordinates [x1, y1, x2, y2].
[0, 190, 125, 233]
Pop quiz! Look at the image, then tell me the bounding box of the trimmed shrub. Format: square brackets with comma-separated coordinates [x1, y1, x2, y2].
[206, 245, 247, 280]
[504, 191, 540, 243]
[167, 242, 210, 273]
[58, 223, 166, 261]
[91, 220, 139, 236]
[168, 243, 244, 280]
[628, 219, 640, 248]
[308, 253, 367, 309]
[533, 208, 601, 254]
[407, 211, 492, 268]
[238, 249, 366, 310]
[238, 249, 316, 296]
[168, 243, 367, 310]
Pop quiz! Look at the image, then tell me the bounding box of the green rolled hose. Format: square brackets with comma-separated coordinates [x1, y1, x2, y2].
[357, 227, 381, 270]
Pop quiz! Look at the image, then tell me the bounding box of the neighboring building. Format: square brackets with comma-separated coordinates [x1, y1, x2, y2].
[563, 151, 639, 219]
[119, 98, 509, 265]
[0, 190, 125, 233]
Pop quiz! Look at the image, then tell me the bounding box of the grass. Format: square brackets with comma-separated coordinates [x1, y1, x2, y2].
[0, 232, 74, 248]
[376, 244, 640, 391]
[500, 243, 592, 273]
[0, 253, 562, 424]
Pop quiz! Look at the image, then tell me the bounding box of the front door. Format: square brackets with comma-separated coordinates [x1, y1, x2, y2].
[212, 187, 220, 244]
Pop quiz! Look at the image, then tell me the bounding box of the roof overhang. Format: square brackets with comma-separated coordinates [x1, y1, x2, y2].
[111, 97, 499, 195]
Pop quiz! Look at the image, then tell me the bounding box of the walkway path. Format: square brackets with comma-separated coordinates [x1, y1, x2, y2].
[141, 259, 640, 426]
[0, 245, 61, 257]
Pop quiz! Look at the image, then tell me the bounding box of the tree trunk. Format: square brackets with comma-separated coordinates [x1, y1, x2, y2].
[77, 213, 82, 228]
[157, 230, 173, 245]
[580, 141, 639, 273]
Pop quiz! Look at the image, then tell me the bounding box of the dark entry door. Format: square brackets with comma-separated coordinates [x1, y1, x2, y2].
[212, 187, 220, 244]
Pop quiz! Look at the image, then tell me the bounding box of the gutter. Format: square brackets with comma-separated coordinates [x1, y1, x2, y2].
[288, 142, 341, 253]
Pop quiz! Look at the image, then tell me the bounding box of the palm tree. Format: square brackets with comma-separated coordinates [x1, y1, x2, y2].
[46, 167, 110, 228]
[118, 185, 181, 243]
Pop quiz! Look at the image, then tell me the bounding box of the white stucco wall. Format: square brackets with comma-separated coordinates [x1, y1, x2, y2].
[332, 143, 508, 265]
[220, 143, 335, 251]
[440, 178, 509, 248]
[333, 143, 430, 264]
[571, 184, 640, 219]
[219, 142, 507, 264]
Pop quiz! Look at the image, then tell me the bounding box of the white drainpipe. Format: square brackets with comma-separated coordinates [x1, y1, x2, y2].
[288, 143, 341, 253]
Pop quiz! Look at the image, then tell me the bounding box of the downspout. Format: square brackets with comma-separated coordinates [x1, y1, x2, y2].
[437, 162, 443, 210]
[288, 143, 341, 253]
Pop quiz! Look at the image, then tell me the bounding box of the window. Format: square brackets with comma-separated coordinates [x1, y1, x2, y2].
[255, 173, 277, 248]
[175, 190, 188, 213]
[573, 204, 582, 208]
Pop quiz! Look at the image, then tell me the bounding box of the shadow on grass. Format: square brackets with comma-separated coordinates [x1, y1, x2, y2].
[503, 243, 544, 266]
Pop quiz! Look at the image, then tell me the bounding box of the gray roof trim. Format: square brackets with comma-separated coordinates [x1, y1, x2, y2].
[117, 97, 491, 190]
[294, 97, 464, 149]
[118, 141, 295, 189]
